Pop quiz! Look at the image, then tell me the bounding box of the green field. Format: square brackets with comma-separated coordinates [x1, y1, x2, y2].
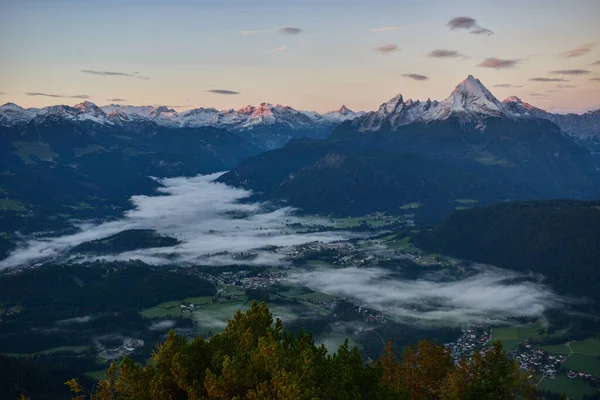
[563, 353, 600, 376]
[492, 324, 567, 343]
[538, 375, 597, 400]
[540, 344, 571, 355]
[4, 345, 90, 357]
[384, 235, 422, 253]
[399, 202, 421, 210]
[454, 198, 479, 205]
[73, 144, 106, 157]
[0, 199, 28, 212]
[499, 338, 523, 352]
[570, 338, 600, 355]
[86, 369, 109, 381]
[12, 141, 58, 163]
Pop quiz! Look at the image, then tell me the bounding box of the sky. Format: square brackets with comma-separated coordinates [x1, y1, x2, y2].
[1, 0, 599, 113]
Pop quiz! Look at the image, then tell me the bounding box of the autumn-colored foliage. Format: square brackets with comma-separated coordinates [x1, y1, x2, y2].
[68, 302, 539, 400]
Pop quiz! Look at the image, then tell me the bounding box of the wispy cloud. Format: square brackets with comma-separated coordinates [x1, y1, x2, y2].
[277, 26, 302, 35]
[0, 92, 7, 95]
[546, 89, 563, 92]
[550, 69, 591, 75]
[27, 92, 90, 99]
[206, 89, 240, 95]
[529, 77, 568, 82]
[590, 77, 600, 81]
[107, 98, 127, 102]
[470, 26, 493, 35]
[373, 44, 399, 53]
[447, 17, 493, 35]
[561, 43, 595, 58]
[590, 60, 600, 66]
[240, 26, 303, 36]
[81, 70, 150, 80]
[270, 45, 287, 53]
[428, 49, 468, 59]
[370, 24, 421, 32]
[557, 84, 577, 88]
[529, 93, 548, 97]
[478, 57, 520, 69]
[402, 74, 429, 81]
[493, 84, 523, 88]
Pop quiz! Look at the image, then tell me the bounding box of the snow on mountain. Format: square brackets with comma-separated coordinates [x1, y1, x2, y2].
[100, 104, 157, 118]
[356, 75, 520, 131]
[0, 103, 38, 126]
[2, 77, 598, 139]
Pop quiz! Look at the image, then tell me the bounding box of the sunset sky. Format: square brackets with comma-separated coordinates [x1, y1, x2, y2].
[1, 0, 599, 113]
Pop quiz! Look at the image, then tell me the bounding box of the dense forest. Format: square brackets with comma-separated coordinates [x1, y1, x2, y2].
[0, 262, 215, 354]
[415, 200, 600, 305]
[60, 302, 539, 400]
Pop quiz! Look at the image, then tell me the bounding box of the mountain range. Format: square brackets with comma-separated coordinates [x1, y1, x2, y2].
[0, 102, 364, 150]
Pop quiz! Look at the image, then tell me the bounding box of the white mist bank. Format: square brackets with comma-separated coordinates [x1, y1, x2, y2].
[287, 266, 568, 324]
[0, 173, 354, 269]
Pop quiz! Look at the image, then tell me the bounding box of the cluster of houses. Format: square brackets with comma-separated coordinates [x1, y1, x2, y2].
[509, 344, 565, 377]
[445, 328, 490, 362]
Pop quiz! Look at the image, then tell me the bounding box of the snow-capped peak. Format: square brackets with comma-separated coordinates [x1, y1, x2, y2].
[431, 75, 508, 120]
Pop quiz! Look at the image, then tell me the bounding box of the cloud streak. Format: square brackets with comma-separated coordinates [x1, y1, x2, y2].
[478, 57, 520, 69]
[551, 69, 591, 75]
[373, 44, 399, 53]
[27, 92, 90, 99]
[81, 70, 150, 80]
[287, 266, 567, 324]
[370, 24, 422, 32]
[447, 17, 493, 35]
[206, 89, 240, 95]
[590, 78, 600, 81]
[270, 45, 287, 53]
[240, 26, 303, 36]
[529, 77, 568, 82]
[562, 43, 595, 58]
[402, 74, 429, 81]
[590, 60, 600, 66]
[428, 49, 468, 59]
[107, 98, 127, 102]
[493, 84, 523, 88]
[0, 174, 356, 269]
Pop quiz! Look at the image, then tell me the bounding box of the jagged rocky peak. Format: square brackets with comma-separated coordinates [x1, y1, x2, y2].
[379, 94, 405, 114]
[74, 101, 106, 117]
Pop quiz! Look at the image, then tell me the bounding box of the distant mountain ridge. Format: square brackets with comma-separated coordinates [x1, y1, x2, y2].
[0, 101, 365, 149]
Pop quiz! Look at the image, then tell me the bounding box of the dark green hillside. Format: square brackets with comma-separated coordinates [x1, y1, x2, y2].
[0, 354, 96, 400]
[0, 121, 260, 251]
[220, 115, 600, 222]
[70, 229, 181, 254]
[415, 200, 600, 304]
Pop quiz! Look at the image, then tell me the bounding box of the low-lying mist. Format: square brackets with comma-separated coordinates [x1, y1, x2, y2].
[0, 173, 354, 269]
[287, 266, 568, 325]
